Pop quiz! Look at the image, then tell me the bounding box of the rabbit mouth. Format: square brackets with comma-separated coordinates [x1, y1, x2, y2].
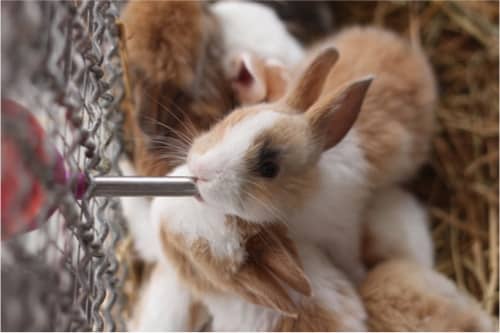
[194, 192, 204, 203]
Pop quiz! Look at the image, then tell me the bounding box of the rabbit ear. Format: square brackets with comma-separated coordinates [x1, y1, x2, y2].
[229, 52, 267, 105]
[246, 226, 312, 297]
[285, 47, 339, 111]
[234, 262, 299, 318]
[264, 60, 290, 102]
[306, 76, 373, 151]
[226, 225, 312, 317]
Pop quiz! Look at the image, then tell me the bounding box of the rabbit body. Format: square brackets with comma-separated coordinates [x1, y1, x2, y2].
[151, 165, 367, 331]
[360, 260, 496, 331]
[282, 26, 437, 282]
[202, 241, 367, 331]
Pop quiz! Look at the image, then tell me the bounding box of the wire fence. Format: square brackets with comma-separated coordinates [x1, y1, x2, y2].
[2, 1, 128, 331]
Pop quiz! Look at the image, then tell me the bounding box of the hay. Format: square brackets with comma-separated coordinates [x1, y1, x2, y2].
[318, 0, 499, 318]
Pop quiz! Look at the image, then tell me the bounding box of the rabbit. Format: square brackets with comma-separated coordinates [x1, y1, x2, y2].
[359, 259, 496, 331]
[182, 26, 437, 284]
[120, 0, 234, 177]
[211, 0, 305, 105]
[119, 2, 304, 329]
[119, 2, 233, 328]
[362, 186, 434, 269]
[150, 164, 367, 331]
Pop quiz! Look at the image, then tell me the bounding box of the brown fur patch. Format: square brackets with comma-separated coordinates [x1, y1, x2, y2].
[311, 27, 437, 187]
[187, 301, 210, 331]
[120, 0, 233, 176]
[361, 225, 386, 269]
[159, 216, 313, 317]
[360, 260, 495, 331]
[240, 118, 320, 222]
[159, 224, 217, 296]
[274, 301, 343, 331]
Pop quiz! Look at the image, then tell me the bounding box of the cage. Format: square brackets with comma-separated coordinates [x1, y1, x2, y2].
[2, 1, 127, 331]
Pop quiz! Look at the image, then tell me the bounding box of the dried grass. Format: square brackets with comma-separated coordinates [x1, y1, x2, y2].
[322, 0, 499, 318]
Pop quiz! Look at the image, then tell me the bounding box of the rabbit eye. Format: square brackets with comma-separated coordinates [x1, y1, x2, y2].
[258, 160, 279, 178]
[255, 146, 280, 179]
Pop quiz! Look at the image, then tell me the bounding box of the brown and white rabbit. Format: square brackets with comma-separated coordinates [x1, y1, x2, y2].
[150, 27, 436, 327]
[151, 166, 367, 331]
[360, 259, 496, 331]
[119, 2, 232, 329]
[120, 0, 233, 177]
[181, 26, 437, 283]
[211, 0, 305, 105]
[119, 1, 307, 329]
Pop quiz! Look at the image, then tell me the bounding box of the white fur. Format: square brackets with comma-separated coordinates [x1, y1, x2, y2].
[151, 165, 245, 262]
[191, 120, 370, 283]
[129, 259, 206, 331]
[189, 110, 287, 222]
[119, 159, 205, 331]
[288, 130, 371, 284]
[203, 293, 280, 331]
[198, 240, 367, 331]
[119, 158, 162, 261]
[364, 186, 434, 268]
[211, 1, 304, 70]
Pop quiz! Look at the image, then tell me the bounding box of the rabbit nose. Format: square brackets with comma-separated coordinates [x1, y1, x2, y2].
[188, 159, 212, 182]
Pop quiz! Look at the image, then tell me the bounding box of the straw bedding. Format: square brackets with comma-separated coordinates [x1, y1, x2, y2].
[315, 1, 499, 318]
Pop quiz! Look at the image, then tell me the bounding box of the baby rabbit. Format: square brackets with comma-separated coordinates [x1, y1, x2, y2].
[360, 260, 496, 331]
[211, 0, 304, 105]
[119, 2, 232, 328]
[151, 167, 367, 331]
[120, 0, 233, 177]
[184, 26, 437, 283]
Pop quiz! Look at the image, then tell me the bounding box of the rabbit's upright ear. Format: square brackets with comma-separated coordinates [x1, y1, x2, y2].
[306, 76, 373, 151]
[229, 52, 291, 105]
[229, 52, 267, 105]
[284, 47, 339, 111]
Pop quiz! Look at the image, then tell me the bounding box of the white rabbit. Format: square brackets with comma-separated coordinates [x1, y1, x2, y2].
[211, 0, 304, 105]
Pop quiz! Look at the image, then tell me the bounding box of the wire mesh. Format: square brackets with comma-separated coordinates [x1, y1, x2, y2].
[2, 1, 128, 331]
